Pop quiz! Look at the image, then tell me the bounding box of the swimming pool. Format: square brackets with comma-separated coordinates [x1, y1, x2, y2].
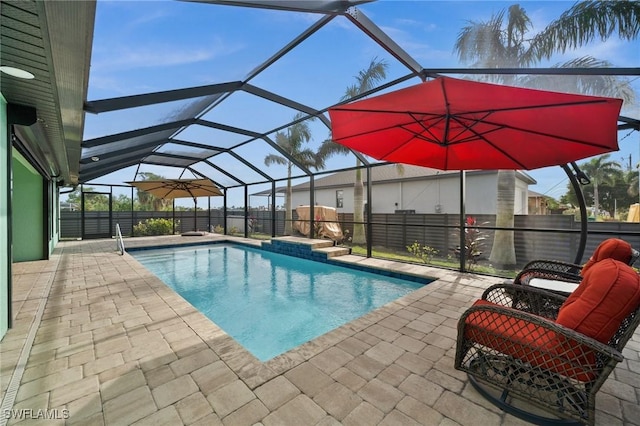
[131, 243, 426, 361]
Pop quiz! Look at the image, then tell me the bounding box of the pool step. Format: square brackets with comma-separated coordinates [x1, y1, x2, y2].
[261, 236, 350, 261]
[315, 246, 351, 258]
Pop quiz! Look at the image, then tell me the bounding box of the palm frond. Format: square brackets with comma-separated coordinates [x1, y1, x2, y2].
[319, 139, 352, 158]
[264, 153, 287, 167]
[295, 148, 323, 170]
[529, 0, 640, 61]
[342, 57, 388, 101]
[287, 112, 314, 151]
[519, 56, 636, 103]
[506, 4, 532, 48]
[455, 18, 505, 65]
[274, 131, 292, 152]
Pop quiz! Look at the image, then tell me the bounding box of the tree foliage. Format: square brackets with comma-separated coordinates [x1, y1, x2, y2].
[65, 187, 109, 211]
[319, 57, 390, 245]
[561, 155, 636, 219]
[63, 173, 175, 212]
[579, 154, 623, 217]
[135, 172, 172, 211]
[455, 1, 638, 104]
[264, 113, 324, 235]
[454, 1, 639, 264]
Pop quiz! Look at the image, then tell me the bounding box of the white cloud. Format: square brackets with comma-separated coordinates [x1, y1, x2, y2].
[86, 75, 128, 95]
[393, 17, 438, 33]
[108, 48, 213, 69]
[378, 24, 458, 67]
[551, 39, 637, 67]
[87, 74, 160, 97]
[126, 9, 170, 30]
[260, 8, 323, 25]
[91, 37, 245, 72]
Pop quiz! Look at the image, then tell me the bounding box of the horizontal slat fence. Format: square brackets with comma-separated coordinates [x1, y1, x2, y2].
[61, 210, 285, 239]
[61, 210, 640, 267]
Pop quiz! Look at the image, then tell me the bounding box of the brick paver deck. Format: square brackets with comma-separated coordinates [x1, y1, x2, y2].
[1, 235, 638, 425]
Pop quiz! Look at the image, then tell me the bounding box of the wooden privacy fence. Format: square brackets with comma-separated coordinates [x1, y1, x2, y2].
[60, 210, 284, 239]
[365, 213, 580, 266]
[60, 210, 640, 267]
[340, 213, 640, 267]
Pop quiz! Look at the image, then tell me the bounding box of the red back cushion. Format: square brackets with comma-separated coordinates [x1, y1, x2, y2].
[580, 238, 633, 277]
[557, 258, 640, 344]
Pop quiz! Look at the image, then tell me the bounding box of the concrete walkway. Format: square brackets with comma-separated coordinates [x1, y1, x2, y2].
[1, 236, 638, 425]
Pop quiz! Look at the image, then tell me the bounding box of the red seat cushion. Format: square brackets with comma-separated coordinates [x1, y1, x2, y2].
[558, 258, 640, 344]
[580, 238, 633, 277]
[464, 300, 597, 381]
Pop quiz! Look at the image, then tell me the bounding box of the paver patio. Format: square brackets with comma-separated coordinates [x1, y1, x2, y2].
[1, 235, 638, 425]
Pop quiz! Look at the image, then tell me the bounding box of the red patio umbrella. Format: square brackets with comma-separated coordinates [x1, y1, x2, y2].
[329, 77, 624, 265]
[328, 76, 622, 170]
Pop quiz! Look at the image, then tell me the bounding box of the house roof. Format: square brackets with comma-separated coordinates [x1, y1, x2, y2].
[290, 164, 536, 191]
[528, 189, 556, 199]
[251, 186, 288, 197]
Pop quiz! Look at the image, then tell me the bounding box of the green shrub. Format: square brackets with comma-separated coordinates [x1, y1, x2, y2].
[406, 241, 438, 264]
[133, 218, 178, 236]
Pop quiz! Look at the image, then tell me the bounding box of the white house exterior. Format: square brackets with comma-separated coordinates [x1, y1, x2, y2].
[289, 164, 536, 215]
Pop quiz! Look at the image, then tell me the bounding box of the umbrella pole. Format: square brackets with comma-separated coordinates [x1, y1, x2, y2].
[193, 198, 197, 231]
[459, 171, 466, 272]
[562, 164, 587, 264]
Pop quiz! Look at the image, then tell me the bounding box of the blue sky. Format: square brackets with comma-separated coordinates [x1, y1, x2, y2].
[81, 0, 640, 208]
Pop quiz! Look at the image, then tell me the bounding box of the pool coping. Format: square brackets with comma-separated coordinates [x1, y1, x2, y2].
[127, 237, 434, 285]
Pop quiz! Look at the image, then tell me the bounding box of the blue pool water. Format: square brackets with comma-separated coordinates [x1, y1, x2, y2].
[131, 244, 424, 361]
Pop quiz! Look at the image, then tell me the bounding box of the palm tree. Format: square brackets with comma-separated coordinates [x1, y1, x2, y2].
[580, 154, 622, 219]
[491, 170, 517, 267]
[264, 113, 323, 235]
[454, 2, 639, 268]
[627, 169, 639, 199]
[319, 57, 388, 245]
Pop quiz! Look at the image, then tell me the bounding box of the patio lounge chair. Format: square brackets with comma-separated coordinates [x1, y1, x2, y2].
[514, 238, 639, 294]
[455, 258, 640, 426]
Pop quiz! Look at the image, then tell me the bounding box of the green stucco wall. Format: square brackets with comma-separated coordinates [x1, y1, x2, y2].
[0, 95, 8, 339]
[12, 150, 44, 262]
[50, 183, 58, 254]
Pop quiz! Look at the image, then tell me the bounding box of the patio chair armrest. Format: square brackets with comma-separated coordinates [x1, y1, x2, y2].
[458, 303, 624, 367]
[481, 283, 567, 319]
[520, 259, 583, 275]
[514, 266, 582, 287]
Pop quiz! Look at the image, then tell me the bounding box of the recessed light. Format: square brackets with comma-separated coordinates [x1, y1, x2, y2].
[91, 156, 100, 162]
[0, 66, 35, 79]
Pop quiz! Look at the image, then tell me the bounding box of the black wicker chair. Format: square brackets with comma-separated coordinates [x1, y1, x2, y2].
[455, 264, 640, 426]
[514, 239, 639, 295]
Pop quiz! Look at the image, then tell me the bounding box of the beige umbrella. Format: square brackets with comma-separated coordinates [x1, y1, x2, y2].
[127, 178, 223, 231]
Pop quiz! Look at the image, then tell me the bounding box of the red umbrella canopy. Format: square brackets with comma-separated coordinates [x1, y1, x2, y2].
[328, 77, 623, 170]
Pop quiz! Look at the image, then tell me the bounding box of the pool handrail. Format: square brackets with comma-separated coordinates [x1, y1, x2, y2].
[116, 223, 125, 255]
